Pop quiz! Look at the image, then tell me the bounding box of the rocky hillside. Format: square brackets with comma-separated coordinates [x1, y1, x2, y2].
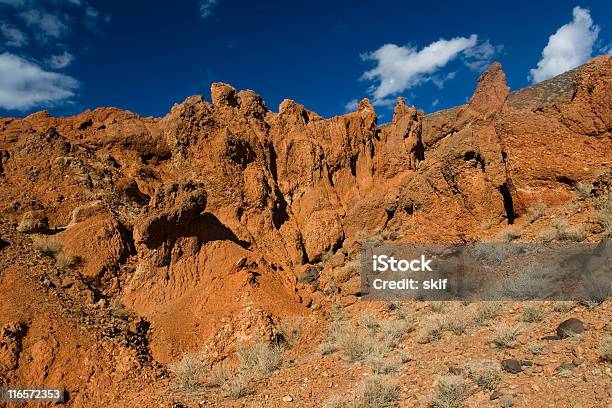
[0, 56, 610, 407]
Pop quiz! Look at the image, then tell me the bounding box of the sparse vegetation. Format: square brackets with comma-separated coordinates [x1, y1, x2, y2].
[418, 317, 447, 343]
[526, 201, 547, 223]
[208, 361, 232, 387]
[473, 302, 503, 326]
[599, 336, 612, 362]
[594, 192, 612, 235]
[322, 313, 412, 365]
[544, 218, 587, 242]
[495, 226, 522, 242]
[32, 236, 79, 269]
[551, 301, 575, 313]
[322, 395, 348, 408]
[466, 361, 500, 391]
[225, 375, 251, 400]
[430, 375, 469, 408]
[528, 341, 546, 355]
[168, 352, 208, 392]
[574, 181, 593, 200]
[353, 376, 400, 408]
[16, 211, 48, 234]
[236, 341, 283, 380]
[521, 304, 546, 323]
[492, 323, 523, 349]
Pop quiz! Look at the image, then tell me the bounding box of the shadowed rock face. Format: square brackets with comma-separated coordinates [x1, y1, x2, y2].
[0, 56, 610, 404]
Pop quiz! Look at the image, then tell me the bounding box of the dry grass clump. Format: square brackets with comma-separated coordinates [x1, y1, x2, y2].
[322, 395, 348, 408]
[466, 361, 501, 391]
[417, 317, 447, 343]
[321, 313, 413, 365]
[32, 236, 79, 269]
[168, 352, 208, 392]
[16, 211, 48, 234]
[521, 304, 547, 323]
[574, 181, 593, 200]
[599, 336, 612, 362]
[526, 201, 547, 223]
[236, 341, 283, 380]
[539, 218, 586, 242]
[492, 323, 523, 349]
[495, 226, 522, 242]
[207, 361, 232, 387]
[417, 304, 475, 343]
[473, 302, 503, 326]
[225, 375, 251, 400]
[551, 301, 575, 313]
[430, 375, 469, 408]
[353, 376, 400, 408]
[594, 192, 612, 234]
[528, 341, 546, 355]
[201, 341, 284, 399]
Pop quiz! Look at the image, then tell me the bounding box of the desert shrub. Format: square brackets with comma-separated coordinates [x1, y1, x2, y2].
[521, 304, 546, 323]
[32, 236, 78, 269]
[225, 375, 250, 400]
[169, 352, 208, 392]
[32, 236, 62, 256]
[322, 395, 348, 408]
[418, 317, 447, 343]
[428, 302, 449, 313]
[526, 201, 547, 223]
[551, 218, 586, 242]
[599, 336, 612, 362]
[495, 226, 522, 242]
[551, 301, 575, 313]
[365, 354, 399, 375]
[466, 361, 500, 390]
[473, 302, 502, 326]
[594, 193, 612, 234]
[236, 342, 283, 380]
[528, 341, 545, 355]
[353, 376, 400, 408]
[430, 375, 469, 408]
[17, 211, 48, 234]
[492, 324, 523, 349]
[574, 182, 593, 200]
[379, 317, 415, 348]
[537, 227, 558, 242]
[336, 329, 374, 362]
[208, 361, 232, 387]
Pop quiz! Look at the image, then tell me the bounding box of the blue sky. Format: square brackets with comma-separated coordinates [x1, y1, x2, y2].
[0, 0, 610, 120]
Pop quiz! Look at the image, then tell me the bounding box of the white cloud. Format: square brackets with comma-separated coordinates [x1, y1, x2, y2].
[20, 9, 69, 40]
[199, 0, 218, 19]
[0, 21, 28, 47]
[529, 6, 600, 84]
[0, 52, 79, 110]
[361, 35, 478, 104]
[432, 71, 456, 89]
[600, 43, 612, 54]
[344, 98, 358, 112]
[431, 98, 440, 107]
[47, 50, 73, 68]
[463, 39, 503, 72]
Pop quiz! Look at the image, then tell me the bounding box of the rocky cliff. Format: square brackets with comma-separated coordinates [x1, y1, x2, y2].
[0, 56, 610, 406]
